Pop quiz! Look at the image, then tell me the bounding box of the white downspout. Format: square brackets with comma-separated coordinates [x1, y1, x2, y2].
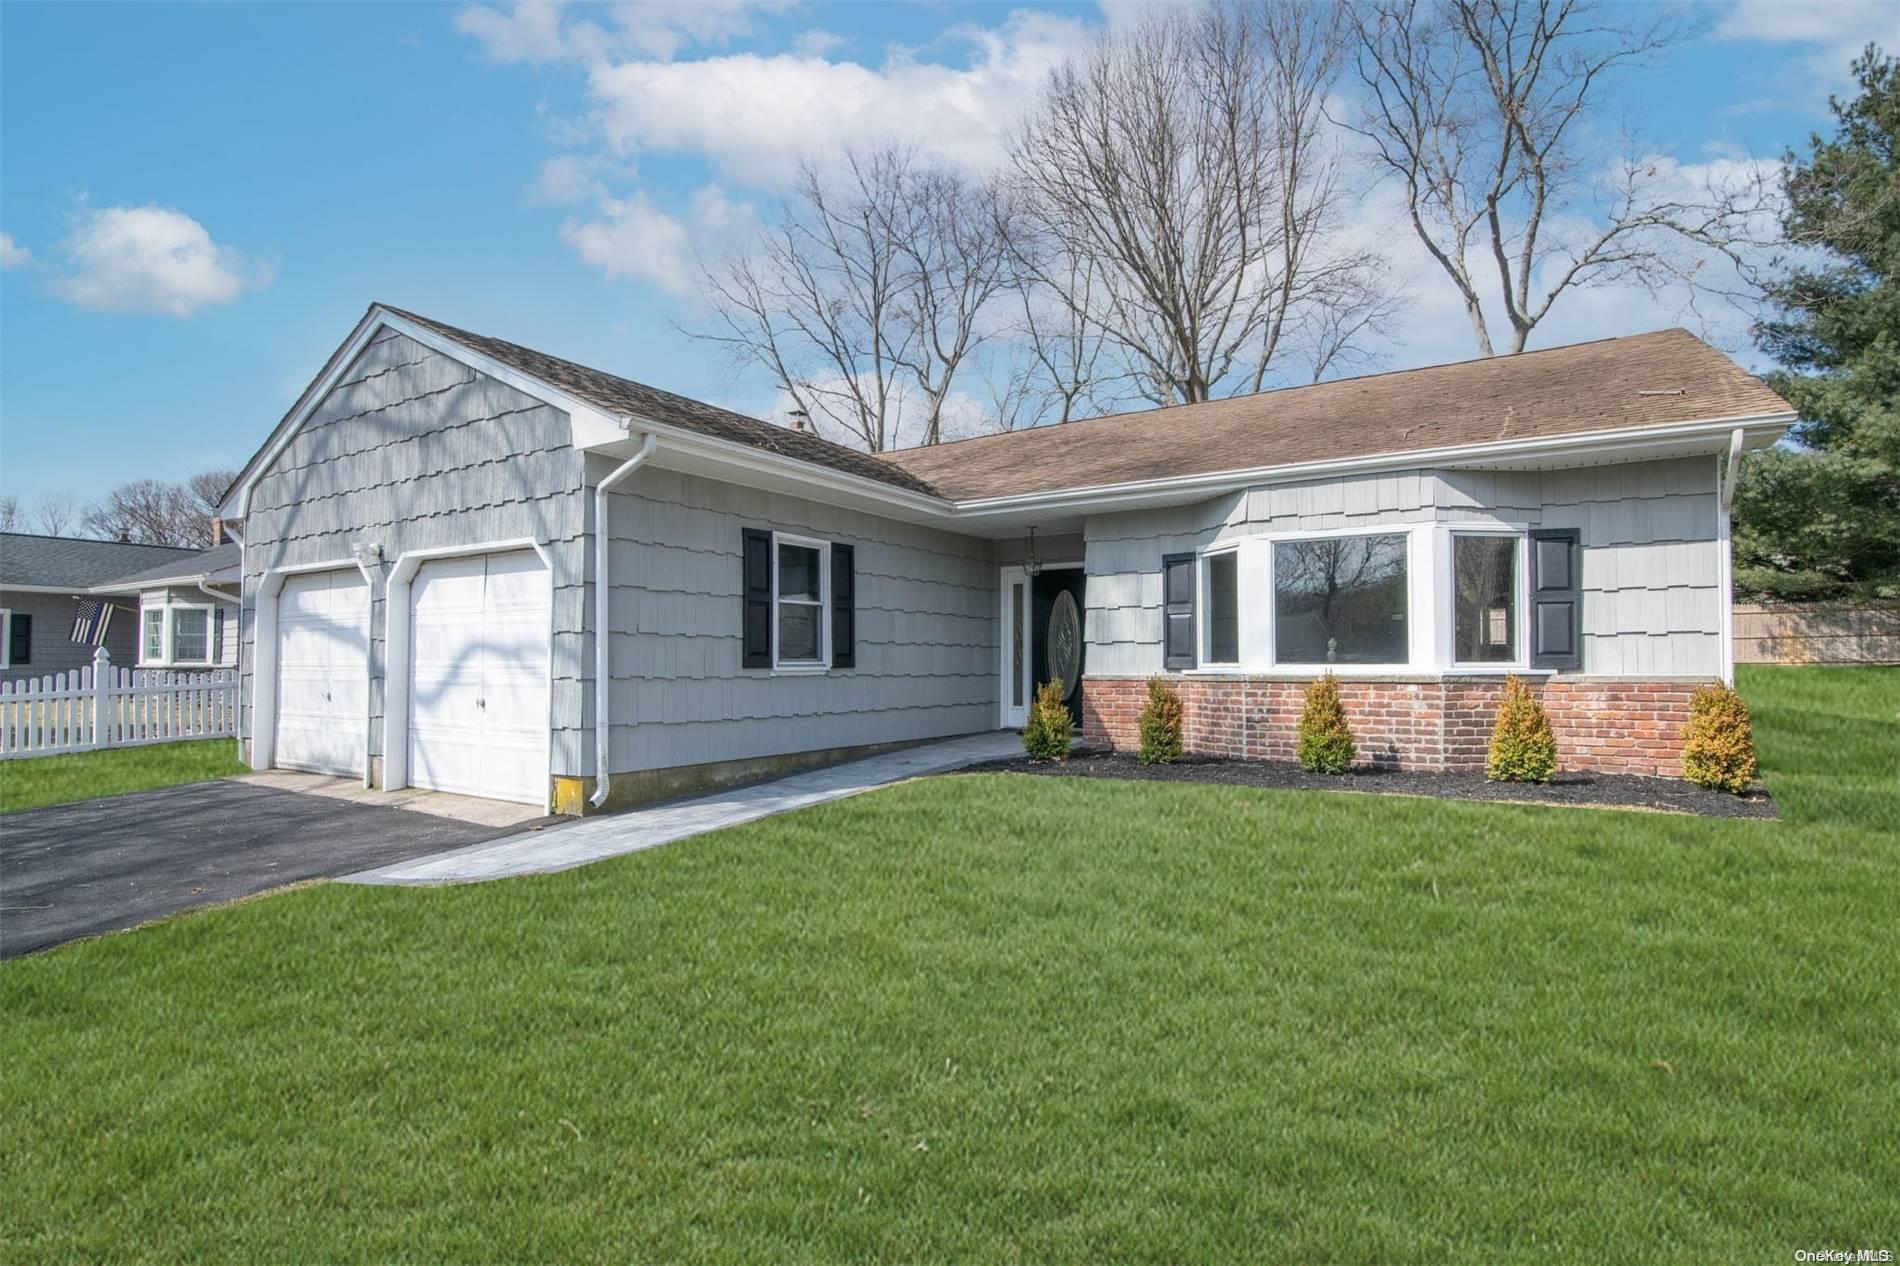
[592, 433, 657, 809]
[1718, 428, 1745, 686]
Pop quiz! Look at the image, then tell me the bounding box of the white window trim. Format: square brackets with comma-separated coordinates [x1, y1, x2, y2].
[1196, 543, 1243, 670]
[138, 595, 217, 668]
[1444, 526, 1534, 673]
[770, 530, 831, 673]
[0, 606, 12, 669]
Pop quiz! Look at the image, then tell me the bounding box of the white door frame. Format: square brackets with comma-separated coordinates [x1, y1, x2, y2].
[251, 556, 377, 784]
[384, 538, 554, 813]
[998, 560, 1085, 729]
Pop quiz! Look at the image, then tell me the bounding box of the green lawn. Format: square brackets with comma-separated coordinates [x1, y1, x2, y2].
[2, 668, 1894, 1263]
[0, 739, 248, 814]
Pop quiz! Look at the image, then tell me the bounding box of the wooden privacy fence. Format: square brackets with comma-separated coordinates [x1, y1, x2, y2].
[0, 647, 238, 760]
[1733, 602, 1900, 665]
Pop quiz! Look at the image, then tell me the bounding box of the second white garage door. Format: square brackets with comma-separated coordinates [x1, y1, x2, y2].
[274, 568, 369, 777]
[408, 550, 551, 805]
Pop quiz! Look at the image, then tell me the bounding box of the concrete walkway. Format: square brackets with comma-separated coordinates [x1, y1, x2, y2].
[342, 730, 1021, 886]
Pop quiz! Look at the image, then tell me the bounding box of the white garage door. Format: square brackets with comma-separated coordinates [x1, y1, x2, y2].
[408, 550, 550, 805]
[274, 569, 369, 777]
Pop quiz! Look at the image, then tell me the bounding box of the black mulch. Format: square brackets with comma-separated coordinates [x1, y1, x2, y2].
[956, 748, 1777, 820]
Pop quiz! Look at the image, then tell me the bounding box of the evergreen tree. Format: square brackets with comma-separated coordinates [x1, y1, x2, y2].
[1735, 46, 1899, 602]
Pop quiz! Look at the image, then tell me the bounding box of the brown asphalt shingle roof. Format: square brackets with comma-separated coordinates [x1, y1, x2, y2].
[383, 307, 942, 497]
[378, 310, 1789, 506]
[875, 328, 1793, 501]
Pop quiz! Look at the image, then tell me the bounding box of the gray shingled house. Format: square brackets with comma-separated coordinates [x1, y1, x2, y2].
[91, 541, 241, 670]
[215, 304, 1795, 812]
[0, 534, 207, 684]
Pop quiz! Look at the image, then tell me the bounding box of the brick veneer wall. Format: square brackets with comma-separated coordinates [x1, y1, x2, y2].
[1080, 675, 1700, 776]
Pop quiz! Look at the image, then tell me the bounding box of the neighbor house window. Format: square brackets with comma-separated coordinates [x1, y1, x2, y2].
[1205, 550, 1239, 665]
[0, 609, 23, 668]
[775, 538, 826, 667]
[1273, 534, 1409, 665]
[138, 599, 217, 667]
[1454, 535, 1518, 663]
[143, 608, 166, 663]
[171, 607, 210, 663]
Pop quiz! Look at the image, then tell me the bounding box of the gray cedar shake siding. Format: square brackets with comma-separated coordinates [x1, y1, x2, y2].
[599, 463, 996, 775]
[236, 327, 997, 789]
[1084, 456, 1724, 679]
[238, 329, 588, 778]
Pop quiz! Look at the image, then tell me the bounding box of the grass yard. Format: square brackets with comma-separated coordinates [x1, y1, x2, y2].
[2, 668, 1895, 1262]
[0, 739, 248, 814]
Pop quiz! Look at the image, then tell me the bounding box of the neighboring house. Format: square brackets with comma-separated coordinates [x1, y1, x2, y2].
[216, 304, 1795, 813]
[0, 533, 205, 685]
[90, 542, 241, 670]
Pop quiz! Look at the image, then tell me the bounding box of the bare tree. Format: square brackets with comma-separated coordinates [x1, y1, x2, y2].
[690, 146, 1014, 451]
[1009, 0, 1387, 406]
[33, 493, 77, 537]
[1348, 0, 1770, 355]
[82, 470, 230, 547]
[187, 469, 236, 516]
[0, 494, 22, 534]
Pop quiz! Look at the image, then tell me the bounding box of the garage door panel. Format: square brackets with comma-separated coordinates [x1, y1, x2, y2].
[408, 550, 548, 806]
[274, 569, 368, 778]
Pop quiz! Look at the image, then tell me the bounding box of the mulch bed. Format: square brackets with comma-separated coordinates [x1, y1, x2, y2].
[958, 748, 1777, 820]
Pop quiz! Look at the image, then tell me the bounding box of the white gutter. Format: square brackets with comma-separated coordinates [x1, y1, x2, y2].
[197, 580, 240, 605]
[1721, 426, 1746, 511]
[591, 432, 658, 809]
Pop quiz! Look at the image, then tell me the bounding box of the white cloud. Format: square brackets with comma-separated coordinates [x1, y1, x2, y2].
[533, 154, 605, 203]
[0, 232, 30, 269]
[584, 10, 1093, 187]
[791, 29, 846, 58]
[559, 183, 757, 291]
[456, 0, 795, 65]
[1716, 0, 1895, 90]
[52, 205, 266, 317]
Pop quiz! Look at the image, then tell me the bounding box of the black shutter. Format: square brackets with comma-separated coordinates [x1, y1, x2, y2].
[1162, 553, 1196, 671]
[1529, 529, 1581, 671]
[831, 543, 855, 669]
[9, 613, 30, 665]
[741, 528, 773, 669]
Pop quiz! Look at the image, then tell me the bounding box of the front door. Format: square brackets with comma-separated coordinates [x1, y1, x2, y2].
[1031, 567, 1086, 725]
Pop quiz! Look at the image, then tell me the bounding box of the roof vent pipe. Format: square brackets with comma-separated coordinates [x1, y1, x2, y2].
[592, 431, 658, 810]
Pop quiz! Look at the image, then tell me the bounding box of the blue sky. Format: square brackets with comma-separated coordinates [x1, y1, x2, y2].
[1, 0, 1890, 510]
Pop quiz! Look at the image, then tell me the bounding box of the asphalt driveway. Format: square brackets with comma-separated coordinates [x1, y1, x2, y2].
[1, 780, 557, 958]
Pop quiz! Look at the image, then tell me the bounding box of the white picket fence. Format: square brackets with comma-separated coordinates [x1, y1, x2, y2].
[0, 647, 238, 760]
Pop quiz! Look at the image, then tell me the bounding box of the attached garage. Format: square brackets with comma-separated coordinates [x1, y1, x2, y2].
[404, 549, 550, 805]
[272, 569, 369, 777]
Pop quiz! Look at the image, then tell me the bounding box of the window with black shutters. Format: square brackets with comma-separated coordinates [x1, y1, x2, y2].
[1162, 553, 1196, 670]
[741, 529, 855, 671]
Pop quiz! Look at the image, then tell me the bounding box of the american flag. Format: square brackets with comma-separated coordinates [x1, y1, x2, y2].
[69, 600, 115, 646]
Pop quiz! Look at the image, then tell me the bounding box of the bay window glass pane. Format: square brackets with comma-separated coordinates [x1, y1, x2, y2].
[1455, 535, 1517, 662]
[777, 544, 821, 602]
[1273, 535, 1408, 664]
[143, 608, 166, 662]
[778, 603, 820, 662]
[171, 608, 208, 662]
[1207, 553, 1238, 663]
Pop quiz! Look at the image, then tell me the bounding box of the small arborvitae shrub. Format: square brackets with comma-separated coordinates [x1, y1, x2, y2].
[1296, 673, 1356, 774]
[1486, 674, 1557, 783]
[1022, 678, 1073, 761]
[1137, 677, 1185, 765]
[1681, 680, 1758, 794]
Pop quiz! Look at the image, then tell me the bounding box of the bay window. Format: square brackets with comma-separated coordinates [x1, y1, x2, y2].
[138, 598, 218, 667]
[142, 607, 166, 663]
[1272, 534, 1409, 665]
[1205, 550, 1239, 665]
